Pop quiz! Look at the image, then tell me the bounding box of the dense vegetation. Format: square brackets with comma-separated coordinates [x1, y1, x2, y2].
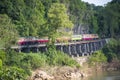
[102, 39, 120, 62]
[0, 0, 119, 79]
[0, 49, 79, 79]
[0, 0, 119, 38]
[89, 50, 107, 66]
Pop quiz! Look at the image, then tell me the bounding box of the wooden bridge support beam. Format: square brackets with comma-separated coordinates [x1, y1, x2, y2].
[76, 44, 81, 56]
[75, 44, 79, 57]
[45, 47, 48, 52]
[25, 47, 30, 53]
[80, 44, 84, 56]
[61, 45, 63, 52]
[93, 43, 96, 51]
[89, 42, 93, 54]
[63, 45, 69, 54]
[85, 43, 89, 56]
[79, 44, 82, 56]
[18, 48, 21, 53]
[84, 44, 87, 56]
[70, 44, 77, 57]
[36, 47, 39, 53]
[96, 42, 98, 50]
[100, 41, 103, 49]
[75, 44, 80, 57]
[68, 45, 71, 56]
[81, 43, 88, 56]
[87, 43, 92, 55]
[98, 41, 101, 49]
[98, 42, 100, 50]
[86, 43, 89, 53]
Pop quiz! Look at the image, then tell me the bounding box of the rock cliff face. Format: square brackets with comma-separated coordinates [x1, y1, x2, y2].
[73, 24, 89, 35]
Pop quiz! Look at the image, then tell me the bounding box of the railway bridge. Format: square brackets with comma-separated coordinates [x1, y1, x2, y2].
[12, 39, 109, 57]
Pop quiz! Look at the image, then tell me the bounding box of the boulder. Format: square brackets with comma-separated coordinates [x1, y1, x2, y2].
[32, 70, 54, 80]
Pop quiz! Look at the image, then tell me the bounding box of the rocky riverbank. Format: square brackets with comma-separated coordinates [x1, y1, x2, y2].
[29, 57, 89, 80]
[28, 57, 120, 80]
[103, 59, 120, 71]
[29, 66, 88, 80]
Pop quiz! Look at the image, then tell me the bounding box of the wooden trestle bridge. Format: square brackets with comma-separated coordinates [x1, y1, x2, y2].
[11, 39, 109, 57]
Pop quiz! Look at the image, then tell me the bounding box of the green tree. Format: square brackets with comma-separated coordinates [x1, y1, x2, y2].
[104, 1, 120, 38]
[90, 15, 98, 33]
[0, 0, 27, 37]
[0, 0, 45, 37]
[24, 0, 45, 36]
[97, 0, 120, 38]
[69, 0, 86, 23]
[102, 39, 120, 62]
[0, 14, 18, 49]
[0, 0, 25, 21]
[47, 3, 73, 45]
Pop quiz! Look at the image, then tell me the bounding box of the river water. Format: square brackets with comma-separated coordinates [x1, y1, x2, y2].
[84, 71, 120, 80]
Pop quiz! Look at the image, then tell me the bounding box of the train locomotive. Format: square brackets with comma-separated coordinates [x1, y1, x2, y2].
[18, 34, 99, 46]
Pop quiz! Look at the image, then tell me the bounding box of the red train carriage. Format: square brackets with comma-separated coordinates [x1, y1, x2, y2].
[17, 37, 26, 45]
[37, 38, 49, 44]
[18, 37, 49, 46]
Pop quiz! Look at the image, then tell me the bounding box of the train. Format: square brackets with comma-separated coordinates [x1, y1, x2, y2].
[18, 34, 99, 46]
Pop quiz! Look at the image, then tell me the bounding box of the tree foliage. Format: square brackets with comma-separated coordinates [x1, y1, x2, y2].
[96, 0, 120, 38]
[0, 14, 18, 48]
[102, 39, 120, 62]
[0, 0, 45, 37]
[23, 0, 45, 36]
[47, 3, 73, 44]
[0, 0, 119, 38]
[104, 1, 120, 38]
[0, 0, 119, 79]
[0, 59, 2, 70]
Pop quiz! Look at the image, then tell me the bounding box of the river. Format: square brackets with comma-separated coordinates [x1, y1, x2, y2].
[83, 71, 120, 80]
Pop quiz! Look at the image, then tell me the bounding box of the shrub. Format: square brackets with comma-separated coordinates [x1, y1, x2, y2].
[0, 50, 6, 65]
[46, 48, 79, 67]
[0, 59, 2, 70]
[89, 50, 107, 65]
[5, 50, 48, 75]
[6, 51, 25, 66]
[0, 66, 27, 80]
[21, 53, 47, 69]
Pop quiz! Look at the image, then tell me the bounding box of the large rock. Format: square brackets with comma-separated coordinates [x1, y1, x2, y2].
[31, 70, 54, 80]
[64, 71, 86, 80]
